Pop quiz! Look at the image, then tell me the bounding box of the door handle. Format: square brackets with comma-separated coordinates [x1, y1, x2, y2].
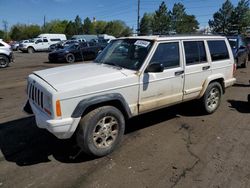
[202, 66, 210, 70]
[175, 70, 184, 76]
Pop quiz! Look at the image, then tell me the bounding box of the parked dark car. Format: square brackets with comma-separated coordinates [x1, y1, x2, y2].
[226, 35, 248, 68]
[48, 42, 103, 63]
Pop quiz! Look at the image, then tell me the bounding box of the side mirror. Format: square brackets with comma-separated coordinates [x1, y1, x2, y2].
[145, 63, 164, 73]
[98, 50, 102, 55]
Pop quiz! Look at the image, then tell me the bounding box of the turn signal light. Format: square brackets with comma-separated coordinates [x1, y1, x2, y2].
[56, 100, 62, 117]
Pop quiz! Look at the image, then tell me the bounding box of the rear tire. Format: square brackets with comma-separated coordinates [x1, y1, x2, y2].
[201, 82, 222, 114]
[76, 106, 125, 157]
[0, 55, 9, 68]
[66, 53, 75, 63]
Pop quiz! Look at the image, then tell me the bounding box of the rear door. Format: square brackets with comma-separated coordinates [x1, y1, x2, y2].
[182, 40, 211, 100]
[139, 41, 185, 113]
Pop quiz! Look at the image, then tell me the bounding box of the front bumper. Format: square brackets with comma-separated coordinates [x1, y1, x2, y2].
[24, 100, 80, 139]
[48, 54, 66, 62]
[10, 52, 15, 63]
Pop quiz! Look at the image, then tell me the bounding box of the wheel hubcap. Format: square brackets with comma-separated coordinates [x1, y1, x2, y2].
[68, 55, 74, 62]
[207, 88, 220, 111]
[0, 58, 7, 67]
[93, 116, 118, 149]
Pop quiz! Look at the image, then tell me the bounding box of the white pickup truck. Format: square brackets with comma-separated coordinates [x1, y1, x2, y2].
[24, 35, 236, 156]
[19, 34, 66, 53]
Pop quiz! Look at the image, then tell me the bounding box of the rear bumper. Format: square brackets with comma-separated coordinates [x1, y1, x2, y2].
[225, 78, 236, 88]
[24, 100, 80, 139]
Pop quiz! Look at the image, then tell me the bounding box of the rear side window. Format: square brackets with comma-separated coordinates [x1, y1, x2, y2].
[51, 38, 61, 42]
[207, 40, 229, 61]
[43, 39, 48, 42]
[150, 42, 180, 69]
[0, 42, 4, 46]
[184, 41, 207, 65]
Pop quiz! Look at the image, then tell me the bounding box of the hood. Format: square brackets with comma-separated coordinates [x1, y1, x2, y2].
[33, 63, 135, 92]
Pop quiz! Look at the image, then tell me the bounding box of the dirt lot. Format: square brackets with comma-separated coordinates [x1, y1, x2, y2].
[0, 52, 250, 188]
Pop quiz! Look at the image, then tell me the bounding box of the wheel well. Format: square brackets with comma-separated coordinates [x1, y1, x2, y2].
[0, 53, 10, 61]
[28, 46, 35, 50]
[209, 78, 225, 93]
[81, 100, 129, 120]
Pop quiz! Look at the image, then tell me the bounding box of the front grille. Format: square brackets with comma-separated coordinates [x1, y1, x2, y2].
[28, 82, 44, 109]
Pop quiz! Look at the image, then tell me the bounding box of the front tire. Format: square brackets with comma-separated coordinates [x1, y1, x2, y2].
[76, 106, 125, 157]
[201, 82, 222, 114]
[27, 47, 34, 54]
[66, 53, 75, 63]
[0, 55, 9, 68]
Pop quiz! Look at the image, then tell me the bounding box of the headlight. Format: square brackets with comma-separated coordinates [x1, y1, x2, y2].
[43, 94, 52, 116]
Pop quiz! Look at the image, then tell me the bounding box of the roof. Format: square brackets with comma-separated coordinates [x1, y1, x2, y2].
[119, 35, 226, 41]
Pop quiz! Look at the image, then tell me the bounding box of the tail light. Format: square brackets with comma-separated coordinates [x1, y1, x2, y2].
[233, 62, 237, 76]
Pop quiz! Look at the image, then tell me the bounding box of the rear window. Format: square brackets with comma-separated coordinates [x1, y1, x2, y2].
[207, 40, 229, 61]
[184, 41, 207, 65]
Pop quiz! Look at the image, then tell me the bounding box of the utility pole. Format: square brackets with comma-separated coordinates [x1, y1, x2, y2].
[137, 0, 140, 35]
[43, 15, 46, 29]
[2, 20, 8, 40]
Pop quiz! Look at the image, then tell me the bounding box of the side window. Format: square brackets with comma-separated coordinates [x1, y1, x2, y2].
[150, 42, 180, 69]
[50, 38, 61, 42]
[0, 42, 4, 47]
[36, 39, 43, 43]
[184, 41, 207, 65]
[207, 40, 229, 61]
[43, 39, 48, 42]
[81, 42, 88, 47]
[89, 42, 95, 46]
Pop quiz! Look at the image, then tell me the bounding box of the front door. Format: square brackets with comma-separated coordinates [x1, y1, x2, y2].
[139, 41, 184, 113]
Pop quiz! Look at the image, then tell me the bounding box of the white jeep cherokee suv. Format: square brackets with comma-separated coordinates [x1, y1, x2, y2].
[24, 35, 236, 156]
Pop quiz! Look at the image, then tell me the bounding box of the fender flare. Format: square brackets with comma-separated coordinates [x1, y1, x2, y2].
[71, 93, 132, 118]
[198, 74, 225, 98]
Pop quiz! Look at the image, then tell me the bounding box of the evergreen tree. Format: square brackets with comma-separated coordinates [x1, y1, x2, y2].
[209, 0, 234, 34]
[82, 17, 95, 34]
[231, 0, 250, 33]
[74, 15, 83, 34]
[139, 13, 153, 35]
[170, 3, 199, 33]
[65, 21, 76, 38]
[152, 1, 171, 35]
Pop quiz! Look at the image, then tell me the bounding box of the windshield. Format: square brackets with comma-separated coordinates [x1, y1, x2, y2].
[94, 39, 154, 70]
[64, 44, 78, 50]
